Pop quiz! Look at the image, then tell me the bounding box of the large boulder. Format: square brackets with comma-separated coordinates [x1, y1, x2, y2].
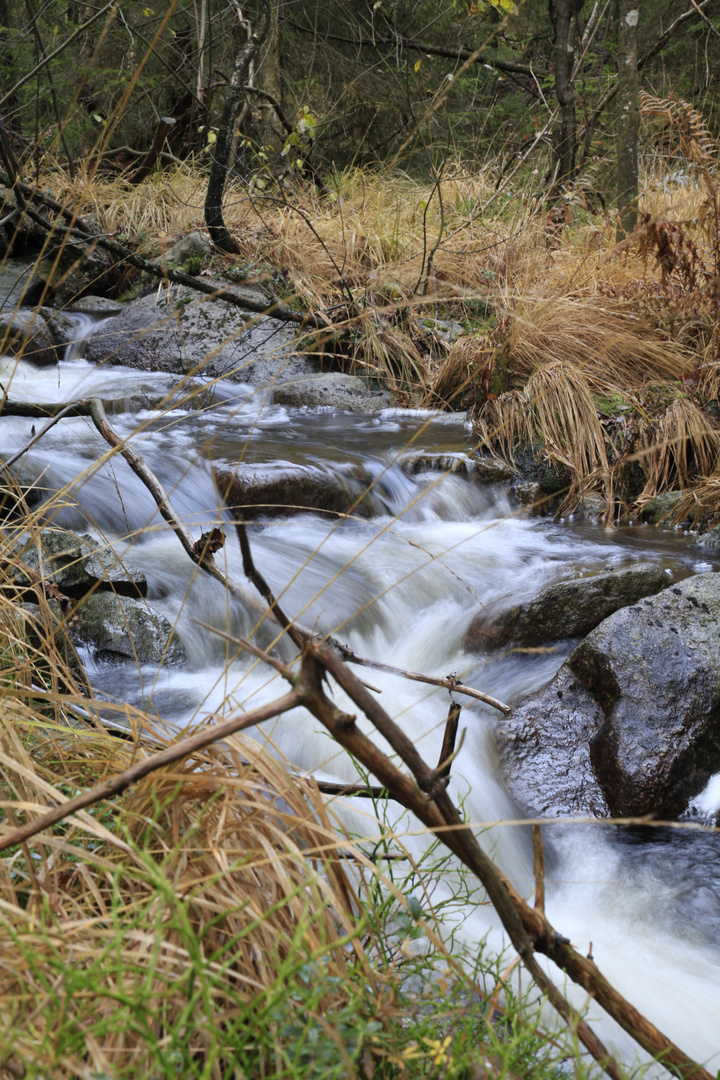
[6, 530, 146, 600]
[572, 574, 720, 817]
[0, 255, 46, 308]
[35, 239, 115, 304]
[83, 285, 315, 384]
[465, 563, 672, 651]
[0, 308, 59, 366]
[495, 666, 610, 819]
[215, 461, 376, 519]
[496, 573, 720, 820]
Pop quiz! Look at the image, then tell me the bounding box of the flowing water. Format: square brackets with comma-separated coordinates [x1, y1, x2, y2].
[2, 314, 720, 1070]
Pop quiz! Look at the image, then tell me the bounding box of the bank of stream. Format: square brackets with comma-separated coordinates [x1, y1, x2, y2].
[3, 309, 720, 1071]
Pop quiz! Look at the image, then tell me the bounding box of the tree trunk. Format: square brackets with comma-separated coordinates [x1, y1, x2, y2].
[255, 1, 283, 150]
[551, 0, 583, 189]
[616, 0, 640, 236]
[204, 0, 271, 253]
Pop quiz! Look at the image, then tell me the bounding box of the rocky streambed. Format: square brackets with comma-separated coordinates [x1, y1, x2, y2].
[3, 241, 720, 1066]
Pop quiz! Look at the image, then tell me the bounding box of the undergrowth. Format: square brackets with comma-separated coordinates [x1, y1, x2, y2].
[0, 641, 597, 1080]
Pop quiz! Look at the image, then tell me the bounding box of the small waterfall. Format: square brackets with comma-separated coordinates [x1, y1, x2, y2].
[2, 320, 720, 1070]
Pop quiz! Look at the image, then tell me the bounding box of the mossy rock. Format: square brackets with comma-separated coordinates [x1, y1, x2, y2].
[69, 593, 186, 667]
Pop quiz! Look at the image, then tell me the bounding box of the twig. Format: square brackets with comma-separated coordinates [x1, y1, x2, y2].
[331, 641, 510, 713]
[532, 824, 545, 914]
[437, 701, 461, 779]
[688, 0, 720, 43]
[2, 404, 76, 468]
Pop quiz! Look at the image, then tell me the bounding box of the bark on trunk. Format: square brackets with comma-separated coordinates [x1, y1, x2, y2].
[254, 1, 283, 150]
[551, 0, 583, 188]
[204, 0, 271, 252]
[616, 0, 640, 236]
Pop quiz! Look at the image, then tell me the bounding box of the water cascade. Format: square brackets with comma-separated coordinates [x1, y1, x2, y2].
[3, 317, 720, 1070]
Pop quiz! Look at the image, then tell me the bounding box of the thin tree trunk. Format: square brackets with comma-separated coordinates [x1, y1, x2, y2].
[254, 1, 283, 150]
[551, 0, 583, 189]
[204, 0, 271, 252]
[616, 0, 640, 235]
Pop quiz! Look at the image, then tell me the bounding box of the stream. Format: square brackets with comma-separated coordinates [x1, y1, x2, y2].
[2, 312, 720, 1070]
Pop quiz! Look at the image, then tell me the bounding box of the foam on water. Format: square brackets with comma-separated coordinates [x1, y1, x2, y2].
[3, 326, 720, 1070]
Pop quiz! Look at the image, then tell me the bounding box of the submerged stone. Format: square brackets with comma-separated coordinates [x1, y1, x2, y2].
[215, 461, 377, 519]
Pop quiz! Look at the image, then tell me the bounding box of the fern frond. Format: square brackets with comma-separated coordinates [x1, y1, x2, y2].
[640, 91, 720, 171]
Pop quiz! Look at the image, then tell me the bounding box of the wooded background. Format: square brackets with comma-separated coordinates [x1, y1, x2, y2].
[1, 0, 717, 209]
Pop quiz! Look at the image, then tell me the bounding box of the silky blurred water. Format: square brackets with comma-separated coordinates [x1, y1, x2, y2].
[2, 321, 720, 1070]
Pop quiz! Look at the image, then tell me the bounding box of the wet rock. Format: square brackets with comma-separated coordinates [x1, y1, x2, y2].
[7, 530, 146, 600]
[0, 308, 59, 366]
[574, 492, 609, 521]
[41, 308, 79, 350]
[697, 526, 720, 551]
[215, 461, 376, 519]
[0, 255, 46, 308]
[496, 573, 720, 819]
[495, 666, 610, 818]
[570, 573, 720, 818]
[641, 491, 688, 525]
[466, 563, 672, 652]
[83, 285, 314, 385]
[272, 372, 392, 412]
[400, 452, 472, 477]
[507, 479, 543, 508]
[35, 240, 115, 304]
[69, 593, 186, 666]
[506, 447, 572, 514]
[472, 454, 515, 483]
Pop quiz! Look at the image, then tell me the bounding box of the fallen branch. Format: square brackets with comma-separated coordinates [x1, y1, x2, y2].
[11, 195, 329, 329]
[333, 641, 510, 713]
[237, 529, 711, 1080]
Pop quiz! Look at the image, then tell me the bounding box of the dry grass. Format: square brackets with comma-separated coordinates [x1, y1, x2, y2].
[477, 362, 610, 509]
[633, 396, 720, 504]
[0, 695, 388, 1078]
[16, 151, 720, 525]
[491, 292, 693, 390]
